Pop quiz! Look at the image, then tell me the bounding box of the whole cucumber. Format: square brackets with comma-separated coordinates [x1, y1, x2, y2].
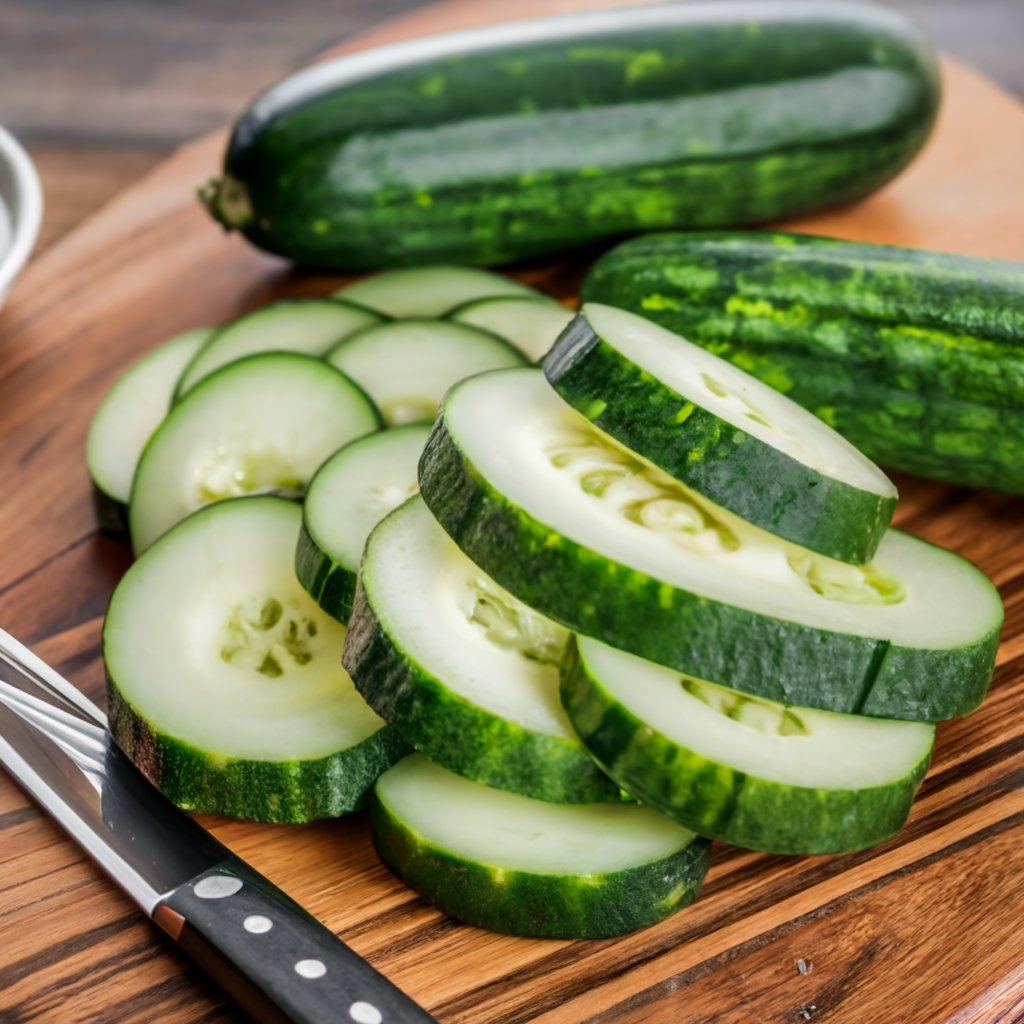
[202, 3, 940, 270]
[581, 230, 1024, 492]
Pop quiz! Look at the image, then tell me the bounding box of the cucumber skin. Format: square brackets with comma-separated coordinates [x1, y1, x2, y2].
[209, 6, 938, 269]
[418, 415, 1000, 722]
[295, 521, 358, 623]
[543, 310, 895, 564]
[108, 682, 409, 824]
[561, 640, 933, 855]
[581, 231, 1024, 492]
[370, 782, 711, 938]
[343, 579, 622, 804]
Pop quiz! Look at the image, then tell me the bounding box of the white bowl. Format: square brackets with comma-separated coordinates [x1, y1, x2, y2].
[0, 124, 43, 311]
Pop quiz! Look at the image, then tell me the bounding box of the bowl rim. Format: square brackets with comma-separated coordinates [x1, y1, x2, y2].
[0, 123, 43, 299]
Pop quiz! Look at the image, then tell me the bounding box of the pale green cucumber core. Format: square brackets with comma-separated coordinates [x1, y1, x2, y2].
[444, 370, 1000, 649]
[377, 754, 695, 875]
[365, 498, 571, 736]
[578, 638, 934, 790]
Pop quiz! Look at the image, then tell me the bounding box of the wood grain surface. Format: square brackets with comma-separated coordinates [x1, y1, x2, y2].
[1, 2, 1023, 1022]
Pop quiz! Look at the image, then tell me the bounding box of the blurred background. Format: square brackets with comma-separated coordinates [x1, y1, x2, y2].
[0, 0, 1020, 253]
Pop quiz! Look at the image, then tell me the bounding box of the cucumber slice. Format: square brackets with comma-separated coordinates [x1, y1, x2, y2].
[296, 424, 429, 622]
[86, 327, 213, 506]
[130, 352, 380, 553]
[175, 298, 380, 397]
[325, 319, 525, 425]
[344, 495, 620, 803]
[371, 754, 710, 938]
[335, 266, 539, 318]
[105, 497, 406, 823]
[419, 368, 1002, 721]
[544, 304, 897, 563]
[563, 636, 934, 854]
[448, 295, 575, 362]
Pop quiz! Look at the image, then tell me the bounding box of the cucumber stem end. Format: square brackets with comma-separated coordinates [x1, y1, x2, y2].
[199, 176, 253, 232]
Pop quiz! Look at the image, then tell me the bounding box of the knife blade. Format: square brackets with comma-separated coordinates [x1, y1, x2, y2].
[0, 628, 437, 1024]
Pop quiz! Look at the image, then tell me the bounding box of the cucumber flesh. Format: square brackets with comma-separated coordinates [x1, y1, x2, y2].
[130, 352, 380, 553]
[296, 424, 429, 622]
[544, 303, 896, 563]
[335, 266, 539, 318]
[419, 368, 1002, 719]
[175, 299, 380, 397]
[563, 636, 934, 853]
[86, 327, 212, 504]
[448, 296, 575, 362]
[104, 497, 406, 823]
[371, 753, 710, 938]
[344, 495, 620, 802]
[325, 319, 525, 425]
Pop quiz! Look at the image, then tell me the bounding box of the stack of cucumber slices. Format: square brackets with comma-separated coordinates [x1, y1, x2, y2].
[90, 268, 1002, 941]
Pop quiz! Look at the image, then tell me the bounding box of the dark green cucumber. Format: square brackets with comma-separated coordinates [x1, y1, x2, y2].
[370, 754, 710, 938]
[581, 230, 1024, 492]
[343, 495, 620, 803]
[544, 303, 896, 563]
[203, 4, 939, 269]
[418, 369, 1002, 721]
[562, 636, 934, 854]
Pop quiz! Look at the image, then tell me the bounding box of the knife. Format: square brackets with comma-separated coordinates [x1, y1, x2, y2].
[0, 628, 437, 1024]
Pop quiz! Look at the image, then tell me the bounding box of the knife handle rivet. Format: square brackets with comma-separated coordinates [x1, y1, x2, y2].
[243, 914, 273, 934]
[194, 875, 243, 899]
[349, 1001, 383, 1024]
[295, 958, 327, 980]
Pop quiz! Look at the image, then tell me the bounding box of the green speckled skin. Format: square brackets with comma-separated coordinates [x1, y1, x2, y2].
[581, 230, 1024, 491]
[343, 579, 621, 804]
[209, 4, 939, 269]
[369, 776, 710, 938]
[561, 639, 933, 854]
[544, 310, 895, 563]
[294, 521, 358, 623]
[107, 681, 409, 824]
[417, 414, 1000, 721]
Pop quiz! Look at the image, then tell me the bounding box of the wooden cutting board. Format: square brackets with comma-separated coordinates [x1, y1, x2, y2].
[1, 2, 1023, 1021]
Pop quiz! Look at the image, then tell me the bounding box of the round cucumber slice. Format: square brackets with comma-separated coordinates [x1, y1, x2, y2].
[104, 497, 406, 823]
[335, 266, 540, 318]
[296, 424, 430, 622]
[544, 303, 897, 563]
[344, 495, 620, 803]
[130, 352, 380, 554]
[419, 368, 1002, 721]
[175, 298, 380, 397]
[563, 636, 934, 854]
[325, 319, 525, 425]
[371, 754, 710, 938]
[86, 327, 213, 506]
[448, 295, 575, 362]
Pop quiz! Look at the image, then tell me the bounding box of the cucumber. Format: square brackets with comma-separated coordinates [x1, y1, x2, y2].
[130, 352, 380, 553]
[335, 266, 539, 318]
[296, 424, 429, 622]
[202, 3, 939, 269]
[449, 296, 575, 362]
[175, 298, 380, 397]
[370, 754, 710, 938]
[86, 326, 212, 520]
[562, 636, 934, 854]
[344, 495, 620, 803]
[104, 497, 407, 823]
[325, 319, 525, 424]
[419, 368, 1002, 721]
[581, 231, 1024, 492]
[544, 303, 896, 563]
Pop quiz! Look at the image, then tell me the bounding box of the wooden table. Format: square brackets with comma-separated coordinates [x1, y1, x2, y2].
[1, 2, 1023, 1022]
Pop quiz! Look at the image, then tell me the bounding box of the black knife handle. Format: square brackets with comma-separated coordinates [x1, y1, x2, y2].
[153, 860, 437, 1024]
